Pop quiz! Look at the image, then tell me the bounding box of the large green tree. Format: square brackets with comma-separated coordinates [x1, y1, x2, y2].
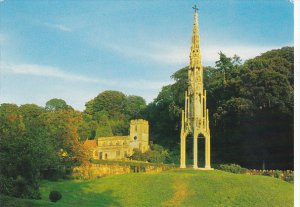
[45, 98, 71, 111]
[84, 90, 146, 137]
[145, 46, 294, 170]
[0, 104, 57, 198]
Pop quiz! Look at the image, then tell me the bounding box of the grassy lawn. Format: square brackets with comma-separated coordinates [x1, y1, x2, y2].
[1, 169, 294, 207]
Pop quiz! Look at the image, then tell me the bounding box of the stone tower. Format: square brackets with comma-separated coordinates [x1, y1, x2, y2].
[180, 6, 212, 169]
[129, 119, 149, 153]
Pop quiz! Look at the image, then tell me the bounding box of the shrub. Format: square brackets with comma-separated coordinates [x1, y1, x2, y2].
[49, 191, 62, 202]
[273, 170, 282, 178]
[12, 176, 41, 199]
[218, 164, 247, 174]
[283, 171, 294, 183]
[262, 171, 272, 177]
[13, 176, 28, 198]
[0, 175, 13, 195]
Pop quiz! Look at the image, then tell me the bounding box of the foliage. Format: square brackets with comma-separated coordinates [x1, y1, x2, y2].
[0, 175, 14, 196]
[94, 112, 113, 137]
[43, 108, 90, 168]
[45, 98, 71, 111]
[49, 191, 62, 202]
[217, 164, 247, 174]
[130, 144, 171, 164]
[246, 169, 293, 183]
[0, 194, 48, 207]
[84, 90, 127, 119]
[84, 91, 146, 138]
[0, 104, 57, 199]
[125, 95, 147, 119]
[284, 172, 294, 183]
[0, 103, 88, 199]
[144, 46, 293, 170]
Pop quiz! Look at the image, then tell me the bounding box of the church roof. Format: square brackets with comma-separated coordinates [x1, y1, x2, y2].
[84, 139, 97, 148]
[97, 136, 129, 141]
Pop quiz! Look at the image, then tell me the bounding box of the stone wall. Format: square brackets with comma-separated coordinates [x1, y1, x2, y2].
[72, 163, 172, 179]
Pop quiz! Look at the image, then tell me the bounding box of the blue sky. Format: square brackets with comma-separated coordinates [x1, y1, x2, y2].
[0, 0, 294, 111]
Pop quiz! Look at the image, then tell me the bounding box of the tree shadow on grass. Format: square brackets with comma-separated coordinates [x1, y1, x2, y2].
[44, 180, 122, 207]
[86, 190, 122, 207]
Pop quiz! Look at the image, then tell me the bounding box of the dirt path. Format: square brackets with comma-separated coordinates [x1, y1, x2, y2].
[163, 178, 189, 206]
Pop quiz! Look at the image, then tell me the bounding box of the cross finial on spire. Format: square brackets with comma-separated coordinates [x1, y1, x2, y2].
[192, 5, 198, 13]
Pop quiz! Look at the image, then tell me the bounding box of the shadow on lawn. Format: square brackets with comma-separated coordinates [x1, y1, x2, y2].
[44, 180, 122, 207]
[91, 190, 122, 207]
[70, 181, 122, 207]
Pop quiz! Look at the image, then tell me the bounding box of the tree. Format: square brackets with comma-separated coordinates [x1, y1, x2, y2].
[130, 144, 170, 164]
[94, 112, 113, 137]
[84, 91, 145, 136]
[146, 47, 293, 169]
[78, 114, 98, 141]
[125, 95, 146, 119]
[45, 98, 70, 111]
[84, 90, 127, 119]
[44, 108, 89, 168]
[0, 104, 57, 199]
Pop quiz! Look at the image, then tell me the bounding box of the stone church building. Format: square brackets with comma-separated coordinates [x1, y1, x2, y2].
[84, 119, 149, 160]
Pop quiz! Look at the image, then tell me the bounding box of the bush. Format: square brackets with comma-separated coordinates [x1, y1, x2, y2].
[49, 191, 62, 202]
[283, 171, 294, 183]
[273, 170, 282, 178]
[262, 171, 272, 177]
[0, 175, 13, 195]
[130, 144, 170, 164]
[218, 164, 247, 174]
[13, 176, 28, 198]
[13, 176, 41, 199]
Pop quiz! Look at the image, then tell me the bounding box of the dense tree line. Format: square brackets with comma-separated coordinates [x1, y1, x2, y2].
[144, 47, 293, 170]
[0, 102, 90, 198]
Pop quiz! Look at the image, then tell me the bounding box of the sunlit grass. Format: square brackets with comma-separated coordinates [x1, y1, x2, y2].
[1, 169, 293, 207]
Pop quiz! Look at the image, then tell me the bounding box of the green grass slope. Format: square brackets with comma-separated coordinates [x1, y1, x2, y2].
[1, 169, 293, 207]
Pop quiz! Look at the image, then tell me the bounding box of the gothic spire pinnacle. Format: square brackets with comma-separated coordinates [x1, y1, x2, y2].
[190, 5, 201, 67]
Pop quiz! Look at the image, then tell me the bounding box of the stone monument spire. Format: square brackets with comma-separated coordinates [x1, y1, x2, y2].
[180, 6, 212, 170]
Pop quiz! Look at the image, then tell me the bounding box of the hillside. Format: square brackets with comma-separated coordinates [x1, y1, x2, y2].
[1, 169, 293, 207]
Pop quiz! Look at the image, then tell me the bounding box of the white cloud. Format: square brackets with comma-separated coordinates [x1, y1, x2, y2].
[102, 41, 286, 67]
[0, 63, 170, 111]
[45, 23, 72, 32]
[4, 64, 98, 82]
[116, 79, 173, 90]
[2, 63, 168, 90]
[102, 42, 189, 66]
